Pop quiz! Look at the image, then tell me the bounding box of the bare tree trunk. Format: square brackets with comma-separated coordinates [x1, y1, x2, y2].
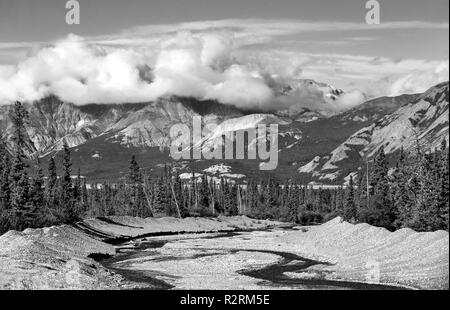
[169, 180, 182, 218]
[237, 184, 243, 215]
[143, 177, 154, 216]
[208, 180, 215, 215]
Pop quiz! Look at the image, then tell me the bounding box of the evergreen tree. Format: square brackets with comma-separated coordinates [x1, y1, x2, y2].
[126, 156, 149, 217]
[223, 181, 238, 216]
[262, 179, 278, 219]
[391, 148, 414, 228]
[198, 175, 211, 215]
[437, 140, 449, 230]
[246, 180, 259, 216]
[73, 167, 81, 202]
[344, 175, 356, 221]
[45, 157, 58, 214]
[285, 185, 299, 222]
[369, 148, 396, 229]
[28, 161, 45, 227]
[355, 165, 368, 217]
[127, 156, 142, 184]
[153, 176, 170, 216]
[61, 142, 73, 197]
[59, 141, 79, 223]
[8, 102, 31, 230]
[0, 136, 11, 232]
[81, 177, 88, 211]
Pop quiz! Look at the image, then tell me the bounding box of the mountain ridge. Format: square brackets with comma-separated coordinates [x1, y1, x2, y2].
[0, 81, 447, 184]
[298, 81, 449, 184]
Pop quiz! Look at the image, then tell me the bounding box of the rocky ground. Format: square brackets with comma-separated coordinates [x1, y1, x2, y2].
[0, 216, 448, 290]
[0, 216, 279, 289]
[108, 218, 449, 290]
[0, 225, 118, 289]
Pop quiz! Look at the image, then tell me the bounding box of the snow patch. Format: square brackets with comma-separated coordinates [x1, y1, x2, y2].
[203, 164, 231, 174]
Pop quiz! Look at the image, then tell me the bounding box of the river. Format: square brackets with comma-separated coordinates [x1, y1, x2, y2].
[96, 228, 408, 290]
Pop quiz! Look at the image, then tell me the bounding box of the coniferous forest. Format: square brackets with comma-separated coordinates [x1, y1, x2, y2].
[0, 102, 448, 234]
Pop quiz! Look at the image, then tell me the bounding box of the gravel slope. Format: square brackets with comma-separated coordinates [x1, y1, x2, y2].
[0, 225, 119, 289]
[281, 217, 449, 289]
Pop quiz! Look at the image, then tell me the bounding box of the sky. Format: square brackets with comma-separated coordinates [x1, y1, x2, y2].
[0, 0, 448, 109]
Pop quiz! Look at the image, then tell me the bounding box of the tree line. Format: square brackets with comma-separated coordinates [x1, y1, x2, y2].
[0, 101, 448, 234]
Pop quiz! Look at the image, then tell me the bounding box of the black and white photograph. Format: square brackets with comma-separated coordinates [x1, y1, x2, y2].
[0, 0, 448, 297]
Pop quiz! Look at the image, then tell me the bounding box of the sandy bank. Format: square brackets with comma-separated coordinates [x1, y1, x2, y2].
[77, 215, 281, 241]
[0, 225, 118, 289]
[282, 217, 449, 289]
[0, 216, 278, 289]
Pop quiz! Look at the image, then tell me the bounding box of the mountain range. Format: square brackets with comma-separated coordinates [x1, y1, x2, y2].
[0, 80, 448, 184]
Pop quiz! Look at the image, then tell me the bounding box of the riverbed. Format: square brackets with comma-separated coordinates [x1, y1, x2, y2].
[98, 228, 409, 290]
[1, 216, 446, 289]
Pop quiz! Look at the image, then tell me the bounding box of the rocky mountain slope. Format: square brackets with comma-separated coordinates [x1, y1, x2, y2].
[0, 80, 445, 183]
[299, 82, 449, 183]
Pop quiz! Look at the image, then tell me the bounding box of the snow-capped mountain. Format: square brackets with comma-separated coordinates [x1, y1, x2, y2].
[275, 79, 344, 103]
[298, 82, 449, 183]
[272, 79, 348, 118]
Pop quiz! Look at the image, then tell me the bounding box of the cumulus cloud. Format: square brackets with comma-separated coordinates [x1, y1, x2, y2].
[0, 19, 448, 111]
[0, 35, 156, 104]
[389, 62, 449, 95]
[0, 33, 278, 109]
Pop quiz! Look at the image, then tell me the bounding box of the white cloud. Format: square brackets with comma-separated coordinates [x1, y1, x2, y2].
[0, 19, 448, 109]
[0, 33, 276, 108]
[93, 19, 448, 46]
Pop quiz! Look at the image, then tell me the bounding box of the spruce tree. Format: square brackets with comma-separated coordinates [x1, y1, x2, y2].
[128, 156, 151, 217]
[0, 136, 11, 232]
[223, 181, 238, 216]
[0, 136, 11, 209]
[8, 101, 32, 230]
[198, 175, 211, 215]
[28, 161, 45, 227]
[60, 141, 78, 223]
[73, 167, 81, 202]
[344, 175, 356, 221]
[437, 140, 449, 230]
[153, 176, 170, 216]
[286, 185, 299, 222]
[369, 148, 396, 229]
[264, 179, 278, 219]
[391, 148, 413, 228]
[45, 157, 58, 214]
